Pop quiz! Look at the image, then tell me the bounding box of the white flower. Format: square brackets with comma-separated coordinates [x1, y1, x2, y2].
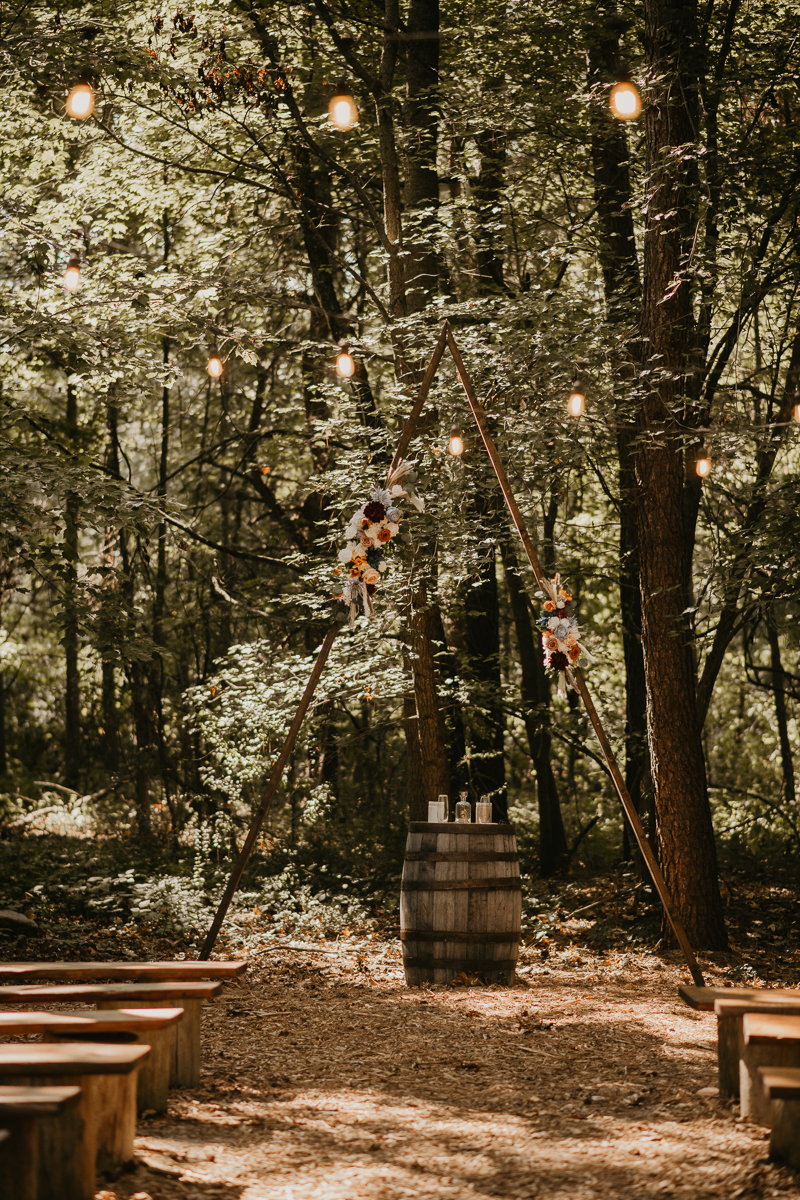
[378, 561, 388, 573]
[345, 525, 359, 540]
[371, 487, 393, 507]
[338, 543, 357, 563]
[386, 506, 401, 522]
[386, 521, 400, 536]
[390, 484, 406, 497]
[553, 620, 571, 641]
[547, 616, 559, 630]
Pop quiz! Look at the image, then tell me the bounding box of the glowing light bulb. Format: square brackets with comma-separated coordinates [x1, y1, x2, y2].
[696, 456, 712, 478]
[65, 83, 95, 120]
[793, 403, 800, 425]
[207, 355, 223, 378]
[63, 257, 81, 293]
[609, 80, 642, 121]
[567, 389, 585, 417]
[335, 350, 356, 379]
[328, 93, 358, 131]
[448, 430, 465, 456]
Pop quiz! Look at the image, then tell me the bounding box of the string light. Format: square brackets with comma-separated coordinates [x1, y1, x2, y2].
[65, 82, 95, 120]
[793, 402, 800, 425]
[328, 83, 358, 131]
[567, 382, 586, 417]
[335, 344, 356, 378]
[696, 455, 712, 478]
[207, 354, 223, 378]
[609, 78, 641, 121]
[448, 426, 465, 456]
[63, 255, 81, 293]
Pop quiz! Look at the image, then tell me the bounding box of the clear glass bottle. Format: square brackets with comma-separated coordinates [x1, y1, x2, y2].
[455, 792, 471, 823]
[437, 794, 449, 822]
[476, 794, 492, 824]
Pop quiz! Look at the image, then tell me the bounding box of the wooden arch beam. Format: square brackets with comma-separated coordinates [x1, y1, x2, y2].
[200, 320, 704, 987]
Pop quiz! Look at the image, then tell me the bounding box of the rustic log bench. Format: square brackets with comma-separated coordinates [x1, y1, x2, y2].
[758, 1066, 800, 1169]
[0, 1007, 183, 1114]
[0, 960, 246, 983]
[0, 1085, 82, 1200]
[678, 985, 800, 1012]
[0, 979, 222, 1089]
[0, 1044, 148, 1196]
[713, 997, 800, 1099]
[740, 1014, 800, 1125]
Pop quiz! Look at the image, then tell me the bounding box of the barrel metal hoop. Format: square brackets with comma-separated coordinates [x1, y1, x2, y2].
[404, 851, 519, 863]
[401, 877, 521, 892]
[402, 955, 518, 972]
[400, 930, 521, 944]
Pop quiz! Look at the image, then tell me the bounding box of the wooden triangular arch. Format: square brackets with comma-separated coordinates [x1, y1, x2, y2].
[200, 322, 704, 987]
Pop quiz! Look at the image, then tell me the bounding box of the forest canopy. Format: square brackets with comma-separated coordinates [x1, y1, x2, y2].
[0, 0, 798, 950]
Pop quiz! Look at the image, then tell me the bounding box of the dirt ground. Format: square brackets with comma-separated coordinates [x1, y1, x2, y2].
[95, 942, 800, 1200]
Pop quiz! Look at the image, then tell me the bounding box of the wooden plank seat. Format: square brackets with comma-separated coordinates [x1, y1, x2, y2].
[758, 1067, 800, 1169]
[712, 997, 800, 1099]
[0, 1008, 183, 1114]
[740, 1013, 800, 1125]
[0, 959, 246, 983]
[678, 985, 800, 1012]
[0, 980, 222, 1089]
[0, 1085, 82, 1200]
[0, 1044, 148, 1199]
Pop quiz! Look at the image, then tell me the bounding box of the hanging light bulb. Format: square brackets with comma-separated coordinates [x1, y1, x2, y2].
[65, 82, 95, 120]
[567, 383, 585, 417]
[609, 78, 642, 121]
[328, 82, 358, 131]
[448, 426, 465, 456]
[696, 455, 712, 478]
[63, 255, 81, 293]
[335, 344, 356, 378]
[793, 402, 800, 425]
[207, 353, 224, 378]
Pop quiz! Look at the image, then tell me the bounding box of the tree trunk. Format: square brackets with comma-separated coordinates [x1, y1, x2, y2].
[638, 0, 726, 947]
[767, 612, 796, 810]
[64, 381, 81, 790]
[501, 540, 567, 871]
[404, 0, 440, 311]
[463, 544, 507, 820]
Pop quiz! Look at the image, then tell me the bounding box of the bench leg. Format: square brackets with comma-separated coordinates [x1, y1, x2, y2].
[717, 1014, 742, 1099]
[96, 999, 201, 1089]
[0, 1114, 37, 1200]
[769, 1098, 800, 1169]
[134, 1024, 172, 1113]
[92, 1070, 137, 1173]
[741, 1044, 800, 1125]
[1, 1072, 96, 1200]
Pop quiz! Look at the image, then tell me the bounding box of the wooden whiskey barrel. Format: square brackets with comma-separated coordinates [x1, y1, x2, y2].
[400, 822, 522, 986]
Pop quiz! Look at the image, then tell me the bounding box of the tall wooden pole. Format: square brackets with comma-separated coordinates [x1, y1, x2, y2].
[446, 328, 705, 986]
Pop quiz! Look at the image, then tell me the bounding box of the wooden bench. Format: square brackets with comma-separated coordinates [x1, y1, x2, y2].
[0, 1007, 183, 1114]
[740, 1013, 800, 1125]
[0, 1044, 148, 1197]
[0, 979, 222, 1089]
[713, 997, 800, 1099]
[0, 1085, 82, 1200]
[758, 1067, 800, 1169]
[678, 985, 800, 1012]
[0, 959, 246, 983]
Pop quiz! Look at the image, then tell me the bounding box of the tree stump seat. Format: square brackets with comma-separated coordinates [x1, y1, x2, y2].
[740, 1014, 800, 1125]
[0, 1085, 81, 1200]
[758, 1067, 800, 1169]
[0, 980, 223, 1090]
[0, 1007, 184, 1115]
[0, 1043, 148, 1199]
[0, 960, 246, 983]
[712, 998, 800, 1099]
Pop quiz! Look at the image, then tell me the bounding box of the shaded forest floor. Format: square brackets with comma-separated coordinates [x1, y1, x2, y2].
[1, 835, 799, 1198]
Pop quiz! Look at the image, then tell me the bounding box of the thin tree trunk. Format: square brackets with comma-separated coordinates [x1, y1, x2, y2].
[767, 612, 796, 809]
[639, 0, 726, 947]
[404, 0, 440, 310]
[463, 544, 506, 819]
[64, 381, 81, 790]
[501, 541, 567, 871]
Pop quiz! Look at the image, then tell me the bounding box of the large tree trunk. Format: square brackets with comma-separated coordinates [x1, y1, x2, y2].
[463, 543, 506, 820]
[404, 0, 440, 310]
[639, 0, 726, 947]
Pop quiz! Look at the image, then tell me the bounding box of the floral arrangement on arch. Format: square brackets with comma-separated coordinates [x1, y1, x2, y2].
[334, 459, 423, 627]
[535, 573, 595, 698]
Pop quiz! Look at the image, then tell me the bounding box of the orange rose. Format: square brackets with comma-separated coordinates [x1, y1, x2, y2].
[544, 600, 555, 612]
[568, 644, 580, 661]
[377, 527, 391, 543]
[350, 567, 361, 577]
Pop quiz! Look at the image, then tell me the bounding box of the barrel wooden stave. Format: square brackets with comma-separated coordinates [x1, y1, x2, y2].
[400, 824, 521, 985]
